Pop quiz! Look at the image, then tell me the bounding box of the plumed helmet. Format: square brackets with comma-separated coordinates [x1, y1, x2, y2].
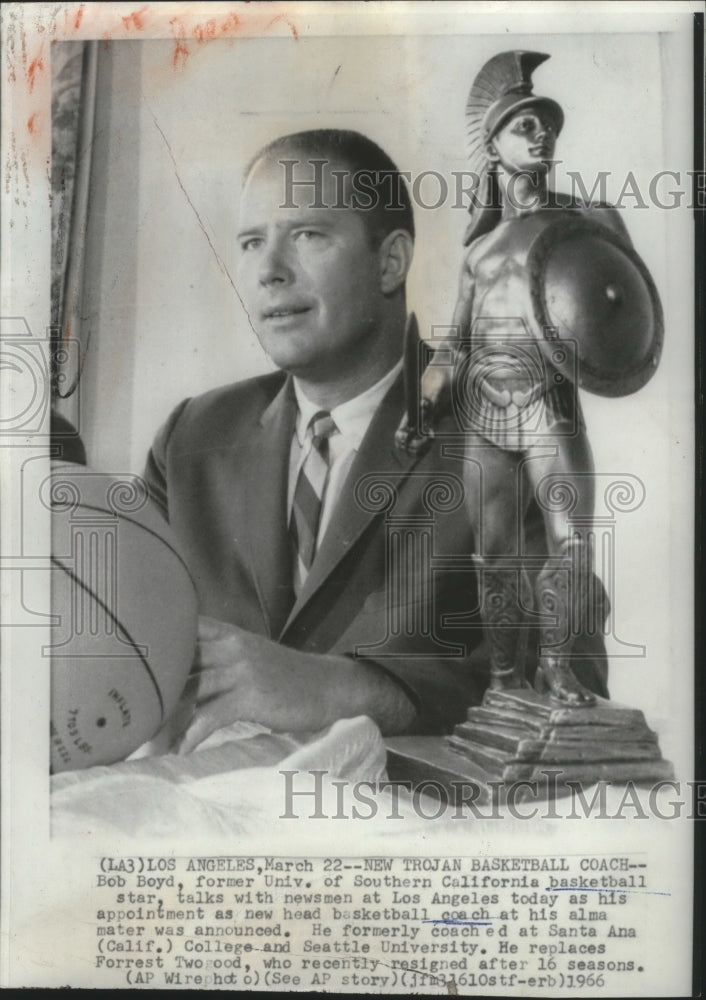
[463, 51, 564, 245]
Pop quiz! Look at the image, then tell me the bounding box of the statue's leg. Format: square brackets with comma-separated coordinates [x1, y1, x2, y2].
[534, 536, 596, 705]
[527, 427, 597, 705]
[476, 556, 532, 691]
[464, 437, 531, 691]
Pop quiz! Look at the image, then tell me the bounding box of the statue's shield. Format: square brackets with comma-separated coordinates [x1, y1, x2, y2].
[527, 217, 663, 397]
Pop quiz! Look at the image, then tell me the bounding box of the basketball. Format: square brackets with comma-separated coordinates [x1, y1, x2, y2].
[47, 461, 198, 772]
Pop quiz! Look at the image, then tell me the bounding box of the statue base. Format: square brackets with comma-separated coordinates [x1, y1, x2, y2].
[386, 688, 673, 805]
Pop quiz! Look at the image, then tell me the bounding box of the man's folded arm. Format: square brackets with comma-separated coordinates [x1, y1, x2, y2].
[179, 617, 417, 752]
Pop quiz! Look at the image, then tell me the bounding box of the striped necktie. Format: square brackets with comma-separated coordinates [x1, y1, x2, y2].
[290, 411, 338, 596]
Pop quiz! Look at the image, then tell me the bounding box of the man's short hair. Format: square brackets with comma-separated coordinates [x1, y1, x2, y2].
[245, 129, 415, 246]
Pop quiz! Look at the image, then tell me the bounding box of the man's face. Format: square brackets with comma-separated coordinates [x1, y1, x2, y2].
[236, 155, 387, 380]
[490, 108, 558, 175]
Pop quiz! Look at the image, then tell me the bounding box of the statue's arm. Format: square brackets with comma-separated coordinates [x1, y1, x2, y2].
[451, 258, 476, 337]
[419, 257, 476, 410]
[395, 257, 476, 452]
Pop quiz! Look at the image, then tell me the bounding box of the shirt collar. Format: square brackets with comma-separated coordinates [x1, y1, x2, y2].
[293, 359, 403, 449]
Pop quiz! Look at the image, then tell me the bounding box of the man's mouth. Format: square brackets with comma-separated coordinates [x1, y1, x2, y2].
[262, 305, 311, 320]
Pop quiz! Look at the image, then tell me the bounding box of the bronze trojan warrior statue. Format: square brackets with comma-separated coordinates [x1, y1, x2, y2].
[397, 51, 663, 707]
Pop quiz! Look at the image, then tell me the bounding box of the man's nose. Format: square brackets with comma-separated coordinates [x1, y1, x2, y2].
[258, 239, 293, 286]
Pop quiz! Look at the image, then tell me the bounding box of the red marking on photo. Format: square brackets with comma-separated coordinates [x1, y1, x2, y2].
[27, 53, 44, 92]
[218, 12, 242, 35]
[172, 39, 189, 70]
[122, 6, 147, 32]
[266, 14, 299, 40]
[195, 20, 214, 42]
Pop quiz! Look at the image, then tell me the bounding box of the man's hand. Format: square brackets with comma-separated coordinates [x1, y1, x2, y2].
[177, 616, 417, 753]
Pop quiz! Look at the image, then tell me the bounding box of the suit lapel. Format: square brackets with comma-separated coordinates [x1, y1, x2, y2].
[280, 372, 419, 636]
[245, 376, 297, 637]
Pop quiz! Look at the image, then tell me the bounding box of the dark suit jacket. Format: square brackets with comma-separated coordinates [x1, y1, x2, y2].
[144, 370, 609, 735]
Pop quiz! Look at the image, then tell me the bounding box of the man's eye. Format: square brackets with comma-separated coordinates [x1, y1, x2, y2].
[295, 230, 324, 243]
[240, 237, 263, 252]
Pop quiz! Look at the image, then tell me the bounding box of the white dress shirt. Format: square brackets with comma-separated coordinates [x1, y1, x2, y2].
[288, 360, 403, 549]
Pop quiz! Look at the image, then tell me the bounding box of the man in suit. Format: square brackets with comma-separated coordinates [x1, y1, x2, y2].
[144, 129, 608, 751]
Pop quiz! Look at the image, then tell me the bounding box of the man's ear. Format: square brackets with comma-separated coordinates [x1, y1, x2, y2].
[378, 229, 414, 295]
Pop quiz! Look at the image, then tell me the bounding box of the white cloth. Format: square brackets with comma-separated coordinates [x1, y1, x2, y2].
[51, 716, 389, 838]
[288, 360, 402, 547]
